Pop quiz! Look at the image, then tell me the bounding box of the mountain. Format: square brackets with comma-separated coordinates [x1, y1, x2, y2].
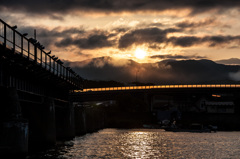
[215, 58, 240, 65]
[64, 57, 240, 84]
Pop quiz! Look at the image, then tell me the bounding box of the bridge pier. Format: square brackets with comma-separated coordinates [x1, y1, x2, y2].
[56, 102, 75, 140]
[0, 87, 28, 157]
[21, 97, 56, 147]
[74, 106, 87, 135]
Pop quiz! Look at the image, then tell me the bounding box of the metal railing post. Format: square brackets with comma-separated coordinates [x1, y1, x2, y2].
[13, 30, 15, 51]
[3, 23, 6, 48]
[45, 54, 47, 69]
[21, 36, 23, 55]
[27, 41, 30, 59]
[40, 50, 42, 65]
[49, 57, 51, 71]
[53, 60, 55, 75]
[34, 45, 37, 63]
[57, 63, 59, 76]
[60, 65, 62, 78]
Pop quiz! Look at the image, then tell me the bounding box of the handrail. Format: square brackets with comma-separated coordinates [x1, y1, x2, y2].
[75, 84, 240, 92]
[0, 19, 82, 89]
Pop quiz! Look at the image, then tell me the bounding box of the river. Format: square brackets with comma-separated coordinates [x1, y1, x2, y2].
[28, 129, 240, 159]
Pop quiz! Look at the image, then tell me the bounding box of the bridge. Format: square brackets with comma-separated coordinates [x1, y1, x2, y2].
[0, 19, 83, 156]
[73, 84, 240, 102]
[73, 84, 240, 131]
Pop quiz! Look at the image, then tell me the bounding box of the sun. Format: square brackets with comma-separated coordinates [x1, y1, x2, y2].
[134, 48, 146, 59]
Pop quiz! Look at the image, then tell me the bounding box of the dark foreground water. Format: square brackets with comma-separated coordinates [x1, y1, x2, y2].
[28, 129, 240, 159]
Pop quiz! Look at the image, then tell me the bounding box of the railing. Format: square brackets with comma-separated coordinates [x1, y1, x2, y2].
[76, 84, 240, 92]
[0, 19, 82, 89]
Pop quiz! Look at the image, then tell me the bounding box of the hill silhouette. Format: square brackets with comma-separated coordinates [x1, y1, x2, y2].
[64, 57, 240, 85]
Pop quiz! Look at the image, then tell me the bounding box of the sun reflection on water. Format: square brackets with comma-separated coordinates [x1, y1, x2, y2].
[29, 129, 240, 159]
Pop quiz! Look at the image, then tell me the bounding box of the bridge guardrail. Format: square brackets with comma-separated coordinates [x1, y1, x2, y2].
[75, 84, 240, 92]
[0, 19, 82, 89]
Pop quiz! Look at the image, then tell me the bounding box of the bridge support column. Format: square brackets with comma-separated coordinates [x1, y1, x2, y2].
[0, 87, 28, 157]
[40, 97, 56, 145]
[56, 102, 75, 140]
[85, 107, 96, 133]
[23, 97, 56, 147]
[74, 106, 86, 135]
[84, 107, 105, 133]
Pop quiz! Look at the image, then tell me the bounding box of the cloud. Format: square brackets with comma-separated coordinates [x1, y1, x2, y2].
[16, 26, 85, 47]
[55, 32, 115, 49]
[229, 71, 240, 81]
[150, 54, 205, 60]
[118, 27, 180, 48]
[176, 18, 216, 29]
[169, 36, 201, 47]
[169, 35, 240, 47]
[1, 0, 240, 15]
[14, 22, 240, 56]
[118, 26, 240, 49]
[215, 58, 240, 65]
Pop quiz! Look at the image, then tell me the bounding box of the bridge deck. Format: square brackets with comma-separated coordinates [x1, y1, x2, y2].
[76, 84, 240, 93]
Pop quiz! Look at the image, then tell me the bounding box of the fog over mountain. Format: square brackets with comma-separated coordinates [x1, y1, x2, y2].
[215, 58, 240, 65]
[64, 57, 240, 85]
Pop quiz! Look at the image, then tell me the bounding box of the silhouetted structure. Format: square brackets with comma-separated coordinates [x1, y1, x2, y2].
[0, 19, 82, 156]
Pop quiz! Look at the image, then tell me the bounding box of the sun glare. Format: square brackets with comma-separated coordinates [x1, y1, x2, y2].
[135, 48, 146, 59]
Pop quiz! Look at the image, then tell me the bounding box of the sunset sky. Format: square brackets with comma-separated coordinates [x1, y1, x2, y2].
[1, 1, 240, 83]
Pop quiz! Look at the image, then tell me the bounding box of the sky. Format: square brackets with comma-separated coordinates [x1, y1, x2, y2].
[1, 0, 240, 84]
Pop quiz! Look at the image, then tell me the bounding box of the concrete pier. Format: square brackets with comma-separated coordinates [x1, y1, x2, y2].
[74, 105, 106, 135]
[0, 120, 28, 156]
[0, 87, 28, 156]
[56, 103, 75, 140]
[74, 106, 87, 135]
[21, 97, 56, 147]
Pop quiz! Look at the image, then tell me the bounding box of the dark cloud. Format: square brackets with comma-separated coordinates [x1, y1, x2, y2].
[16, 24, 240, 50]
[169, 36, 201, 47]
[17, 26, 85, 48]
[118, 27, 180, 48]
[1, 0, 240, 15]
[118, 26, 240, 48]
[176, 18, 216, 29]
[55, 33, 114, 49]
[169, 35, 240, 47]
[150, 54, 205, 60]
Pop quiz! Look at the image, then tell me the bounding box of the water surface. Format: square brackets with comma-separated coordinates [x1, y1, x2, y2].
[29, 129, 240, 158]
